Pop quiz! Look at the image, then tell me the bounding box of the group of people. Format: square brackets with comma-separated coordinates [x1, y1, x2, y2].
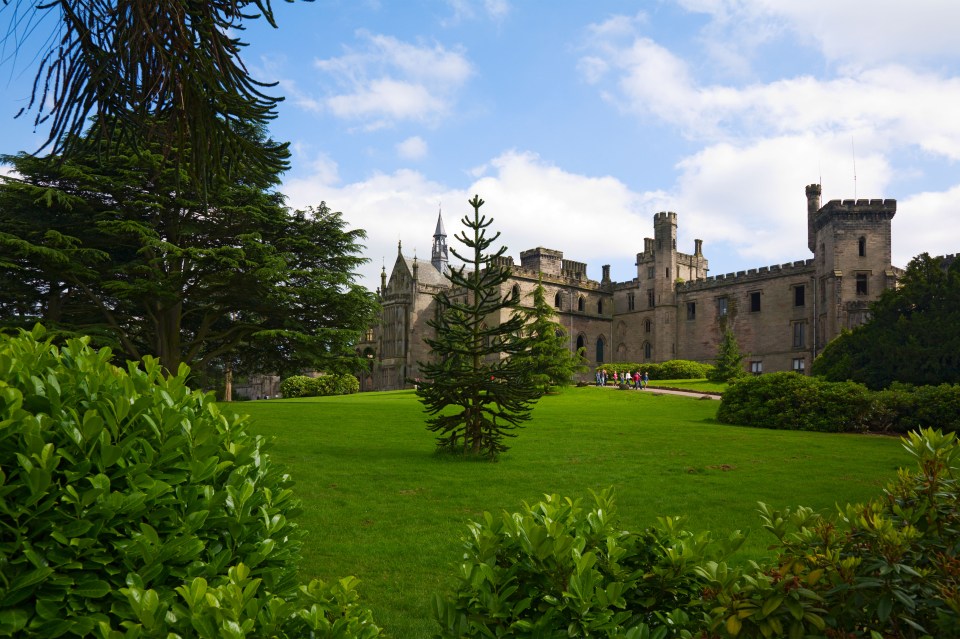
[595, 369, 649, 389]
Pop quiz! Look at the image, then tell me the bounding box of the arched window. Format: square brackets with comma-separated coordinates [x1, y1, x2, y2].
[577, 295, 585, 312]
[512, 284, 521, 301]
[644, 319, 652, 333]
[555, 292, 562, 309]
[596, 336, 605, 363]
[597, 299, 604, 314]
[576, 334, 585, 351]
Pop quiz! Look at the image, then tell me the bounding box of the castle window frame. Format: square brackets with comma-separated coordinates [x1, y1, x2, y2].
[555, 292, 562, 309]
[856, 273, 869, 296]
[794, 285, 806, 307]
[576, 334, 586, 352]
[750, 291, 761, 313]
[665, 267, 671, 279]
[512, 284, 520, 301]
[647, 290, 655, 308]
[858, 236, 867, 257]
[793, 358, 806, 374]
[750, 361, 763, 375]
[644, 318, 652, 333]
[597, 299, 604, 315]
[627, 293, 635, 311]
[687, 301, 696, 320]
[647, 266, 655, 279]
[643, 341, 652, 359]
[717, 296, 728, 317]
[577, 295, 585, 312]
[793, 321, 806, 348]
[596, 336, 606, 364]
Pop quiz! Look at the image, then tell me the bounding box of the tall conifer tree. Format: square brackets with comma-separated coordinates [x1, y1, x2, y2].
[416, 195, 540, 459]
[518, 279, 586, 392]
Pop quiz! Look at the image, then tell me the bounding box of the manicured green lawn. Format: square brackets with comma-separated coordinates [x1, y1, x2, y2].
[229, 386, 908, 639]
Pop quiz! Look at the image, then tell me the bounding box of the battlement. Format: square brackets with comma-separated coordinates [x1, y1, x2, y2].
[676, 259, 814, 292]
[654, 211, 678, 222]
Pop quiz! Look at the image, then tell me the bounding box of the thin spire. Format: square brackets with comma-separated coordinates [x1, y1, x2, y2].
[434, 204, 446, 237]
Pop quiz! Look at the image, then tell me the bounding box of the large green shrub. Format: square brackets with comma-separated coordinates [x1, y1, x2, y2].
[433, 488, 744, 638]
[0, 327, 380, 637]
[717, 372, 873, 432]
[872, 383, 960, 434]
[280, 373, 360, 398]
[435, 429, 960, 638]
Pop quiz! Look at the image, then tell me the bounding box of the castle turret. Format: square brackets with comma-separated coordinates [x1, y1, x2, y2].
[806, 184, 821, 253]
[431, 209, 448, 273]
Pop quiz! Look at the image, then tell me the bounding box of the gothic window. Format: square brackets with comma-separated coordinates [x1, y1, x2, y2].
[858, 236, 866, 257]
[597, 299, 604, 314]
[717, 297, 728, 317]
[577, 295, 585, 312]
[644, 319, 652, 333]
[627, 293, 635, 311]
[687, 302, 696, 320]
[512, 284, 520, 301]
[364, 328, 374, 342]
[793, 321, 806, 348]
[794, 285, 806, 307]
[856, 273, 868, 296]
[643, 341, 652, 359]
[750, 291, 761, 313]
[647, 290, 655, 308]
[555, 292, 562, 309]
[576, 334, 585, 351]
[617, 343, 627, 360]
[596, 336, 605, 364]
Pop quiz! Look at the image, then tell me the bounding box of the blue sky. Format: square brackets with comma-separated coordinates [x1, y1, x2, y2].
[3, 1, 960, 290]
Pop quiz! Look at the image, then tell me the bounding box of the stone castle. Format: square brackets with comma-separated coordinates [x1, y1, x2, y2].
[356, 184, 903, 391]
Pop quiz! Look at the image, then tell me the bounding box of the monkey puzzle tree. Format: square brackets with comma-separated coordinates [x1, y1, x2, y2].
[516, 279, 586, 393]
[416, 195, 540, 459]
[2, 0, 294, 190]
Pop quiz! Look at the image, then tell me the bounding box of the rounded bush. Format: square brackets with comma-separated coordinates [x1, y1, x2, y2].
[0, 327, 380, 637]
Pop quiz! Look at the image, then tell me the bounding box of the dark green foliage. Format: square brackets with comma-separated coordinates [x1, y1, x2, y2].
[0, 133, 377, 379]
[4, 0, 293, 190]
[416, 195, 540, 459]
[279, 374, 360, 398]
[433, 489, 742, 638]
[708, 328, 747, 382]
[871, 383, 960, 434]
[517, 280, 586, 392]
[595, 360, 714, 381]
[717, 372, 873, 432]
[0, 326, 380, 637]
[812, 253, 960, 389]
[435, 429, 960, 638]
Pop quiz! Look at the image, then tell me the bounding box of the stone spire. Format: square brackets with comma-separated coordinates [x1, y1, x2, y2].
[431, 207, 448, 273]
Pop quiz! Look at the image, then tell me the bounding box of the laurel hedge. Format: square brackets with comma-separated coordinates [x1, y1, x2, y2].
[0, 327, 380, 638]
[279, 374, 360, 398]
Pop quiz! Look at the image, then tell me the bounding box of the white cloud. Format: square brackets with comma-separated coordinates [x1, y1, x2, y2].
[396, 136, 428, 160]
[312, 32, 472, 128]
[675, 0, 960, 68]
[896, 186, 960, 266]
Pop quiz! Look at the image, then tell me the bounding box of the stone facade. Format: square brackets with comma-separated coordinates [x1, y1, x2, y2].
[356, 186, 906, 391]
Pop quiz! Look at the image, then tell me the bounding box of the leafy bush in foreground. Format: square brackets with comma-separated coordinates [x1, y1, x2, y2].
[0, 327, 380, 637]
[435, 429, 960, 638]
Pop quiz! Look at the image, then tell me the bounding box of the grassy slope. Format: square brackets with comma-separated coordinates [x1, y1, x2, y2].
[231, 386, 908, 638]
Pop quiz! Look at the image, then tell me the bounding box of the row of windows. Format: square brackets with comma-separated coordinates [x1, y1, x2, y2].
[749, 358, 807, 375]
[552, 291, 606, 314]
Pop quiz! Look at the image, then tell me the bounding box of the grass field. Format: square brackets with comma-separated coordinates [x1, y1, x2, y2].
[229, 386, 909, 638]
